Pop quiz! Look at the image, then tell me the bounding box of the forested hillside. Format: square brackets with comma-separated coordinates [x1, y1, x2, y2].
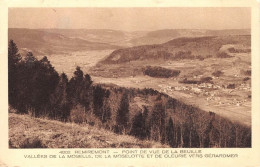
[100, 35, 250, 64]
[8, 40, 251, 148]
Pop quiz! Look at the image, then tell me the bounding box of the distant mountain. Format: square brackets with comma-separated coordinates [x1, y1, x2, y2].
[8, 28, 250, 57]
[8, 28, 121, 56]
[38, 29, 147, 47]
[99, 35, 251, 64]
[129, 29, 250, 46]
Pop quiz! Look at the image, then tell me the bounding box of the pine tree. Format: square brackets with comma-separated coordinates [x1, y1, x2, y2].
[101, 100, 111, 123]
[8, 40, 21, 66]
[166, 117, 175, 147]
[68, 66, 84, 105]
[59, 73, 70, 121]
[190, 126, 200, 148]
[30, 55, 59, 117]
[142, 106, 150, 139]
[78, 74, 93, 111]
[176, 124, 182, 147]
[116, 92, 129, 134]
[74, 66, 84, 80]
[84, 74, 93, 87]
[130, 111, 146, 139]
[17, 51, 38, 114]
[8, 40, 21, 110]
[182, 123, 190, 147]
[149, 103, 166, 142]
[203, 120, 213, 148]
[50, 72, 70, 121]
[92, 85, 106, 119]
[24, 52, 36, 67]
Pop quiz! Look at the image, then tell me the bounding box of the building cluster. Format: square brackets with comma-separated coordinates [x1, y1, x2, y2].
[158, 81, 251, 107]
[237, 83, 251, 91]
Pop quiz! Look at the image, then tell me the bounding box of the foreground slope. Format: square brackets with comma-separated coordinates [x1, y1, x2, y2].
[9, 113, 167, 148]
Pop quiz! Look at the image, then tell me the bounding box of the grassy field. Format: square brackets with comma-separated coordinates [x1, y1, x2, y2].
[9, 113, 168, 148]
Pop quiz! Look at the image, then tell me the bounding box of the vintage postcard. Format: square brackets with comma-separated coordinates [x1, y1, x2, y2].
[0, 0, 260, 166]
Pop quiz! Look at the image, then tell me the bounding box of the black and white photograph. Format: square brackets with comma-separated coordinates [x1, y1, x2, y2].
[2, 0, 260, 165]
[7, 7, 252, 149]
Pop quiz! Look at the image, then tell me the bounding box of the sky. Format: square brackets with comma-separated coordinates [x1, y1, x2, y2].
[8, 8, 250, 31]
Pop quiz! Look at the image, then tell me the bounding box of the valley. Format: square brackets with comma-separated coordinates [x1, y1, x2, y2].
[9, 28, 251, 127]
[90, 35, 251, 126]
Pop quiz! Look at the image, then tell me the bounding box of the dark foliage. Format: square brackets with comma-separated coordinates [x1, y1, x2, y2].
[216, 51, 233, 58]
[228, 47, 251, 53]
[10, 50, 59, 116]
[143, 66, 180, 78]
[241, 70, 251, 76]
[130, 111, 146, 139]
[20, 137, 47, 148]
[115, 92, 129, 134]
[174, 51, 194, 60]
[68, 66, 84, 105]
[179, 77, 213, 85]
[166, 118, 175, 147]
[227, 84, 236, 89]
[212, 70, 223, 77]
[50, 73, 70, 121]
[243, 77, 250, 81]
[149, 102, 167, 143]
[200, 77, 213, 83]
[179, 78, 200, 84]
[8, 40, 22, 112]
[93, 85, 111, 122]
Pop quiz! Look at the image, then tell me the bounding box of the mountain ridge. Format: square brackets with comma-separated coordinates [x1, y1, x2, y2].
[8, 28, 121, 56]
[98, 35, 250, 64]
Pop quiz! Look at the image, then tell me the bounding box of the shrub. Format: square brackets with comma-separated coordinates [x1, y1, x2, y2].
[20, 137, 47, 148]
[216, 51, 232, 58]
[174, 51, 194, 60]
[243, 77, 250, 81]
[70, 104, 86, 124]
[143, 66, 180, 78]
[200, 77, 213, 83]
[228, 47, 251, 53]
[212, 71, 223, 77]
[227, 84, 235, 89]
[240, 70, 251, 76]
[179, 78, 200, 84]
